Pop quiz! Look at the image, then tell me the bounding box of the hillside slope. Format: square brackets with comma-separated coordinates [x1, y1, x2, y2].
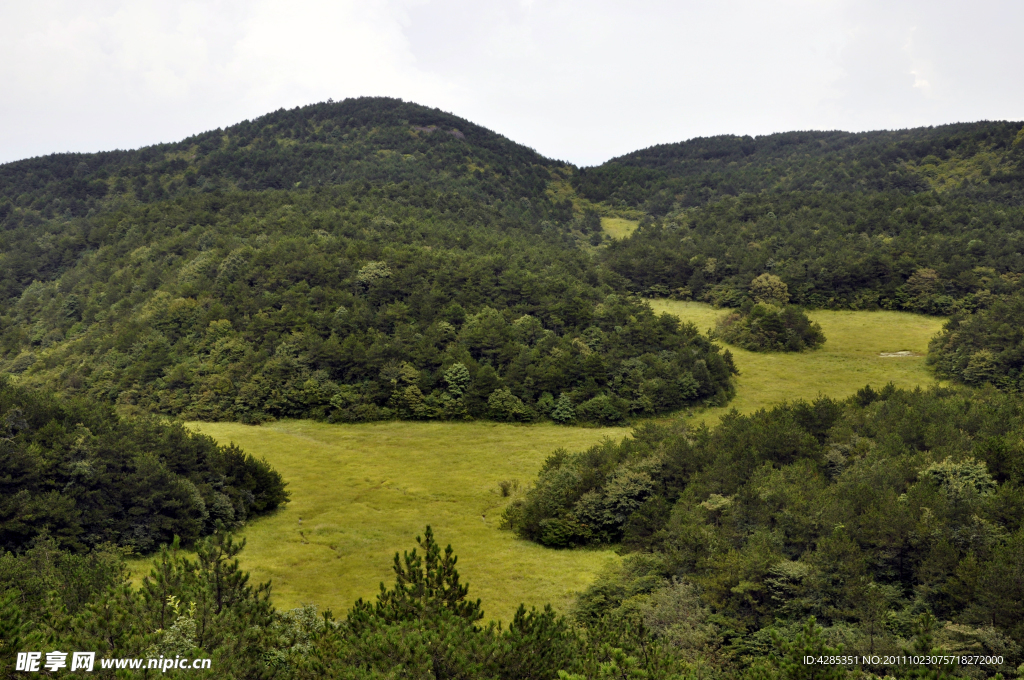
[588, 123, 1024, 313]
[578, 123, 1024, 210]
[0, 98, 733, 423]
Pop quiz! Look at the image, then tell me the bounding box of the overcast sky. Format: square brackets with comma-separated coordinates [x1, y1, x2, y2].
[2, 0, 1022, 167]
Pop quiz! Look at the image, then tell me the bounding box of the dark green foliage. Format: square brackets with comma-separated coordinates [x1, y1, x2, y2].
[0, 107, 734, 423]
[601, 191, 1024, 313]
[592, 122, 1024, 312]
[0, 98, 558, 219]
[928, 290, 1024, 391]
[0, 526, 689, 679]
[297, 527, 687, 680]
[0, 533, 280, 680]
[348, 526, 483, 629]
[512, 386, 1024, 673]
[717, 304, 826, 352]
[577, 123, 1024, 211]
[0, 377, 287, 553]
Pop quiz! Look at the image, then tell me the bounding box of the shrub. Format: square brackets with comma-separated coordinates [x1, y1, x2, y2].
[576, 394, 625, 424]
[717, 304, 825, 352]
[487, 388, 533, 422]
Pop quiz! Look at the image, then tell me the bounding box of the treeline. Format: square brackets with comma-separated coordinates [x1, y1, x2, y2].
[576, 123, 1024, 213]
[0, 97, 562, 221]
[600, 190, 1024, 312]
[0, 529, 710, 680]
[2, 526, 948, 680]
[505, 386, 1024, 674]
[0, 377, 288, 554]
[928, 290, 1024, 392]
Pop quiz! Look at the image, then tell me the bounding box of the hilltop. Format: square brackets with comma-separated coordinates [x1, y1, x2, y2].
[0, 98, 732, 423]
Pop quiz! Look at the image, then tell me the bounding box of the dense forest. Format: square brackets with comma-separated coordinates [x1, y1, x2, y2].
[0, 98, 733, 424]
[0, 528, 743, 680]
[5, 388, 1019, 678]
[591, 124, 1024, 314]
[0, 377, 287, 554]
[4, 98, 1024, 676]
[0, 187, 733, 424]
[576, 124, 1024, 211]
[2, 100, 1024, 408]
[928, 291, 1024, 393]
[506, 385, 1024, 675]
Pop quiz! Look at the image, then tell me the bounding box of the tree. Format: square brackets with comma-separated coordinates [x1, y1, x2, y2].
[750, 273, 790, 306]
[550, 393, 576, 423]
[488, 388, 532, 422]
[350, 525, 483, 628]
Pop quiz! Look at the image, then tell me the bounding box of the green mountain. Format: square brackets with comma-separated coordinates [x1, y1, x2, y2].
[4, 102, 1024, 416]
[593, 123, 1024, 313]
[0, 98, 733, 424]
[578, 123, 1024, 210]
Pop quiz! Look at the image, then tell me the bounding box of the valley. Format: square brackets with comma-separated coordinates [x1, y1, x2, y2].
[132, 304, 946, 624]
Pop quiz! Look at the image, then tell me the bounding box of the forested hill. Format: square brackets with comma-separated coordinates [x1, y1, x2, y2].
[0, 98, 734, 424]
[577, 122, 1024, 212]
[0, 97, 561, 219]
[594, 122, 1024, 314]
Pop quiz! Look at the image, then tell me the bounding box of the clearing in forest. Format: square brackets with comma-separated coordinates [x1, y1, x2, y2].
[647, 300, 946, 424]
[125, 304, 944, 622]
[600, 216, 639, 239]
[170, 421, 627, 624]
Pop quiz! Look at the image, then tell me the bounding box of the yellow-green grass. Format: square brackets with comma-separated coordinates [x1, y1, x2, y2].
[646, 300, 947, 424]
[123, 304, 944, 621]
[131, 421, 628, 624]
[601, 217, 639, 239]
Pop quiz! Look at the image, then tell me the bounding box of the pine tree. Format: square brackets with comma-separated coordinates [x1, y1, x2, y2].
[550, 393, 576, 424]
[351, 526, 483, 628]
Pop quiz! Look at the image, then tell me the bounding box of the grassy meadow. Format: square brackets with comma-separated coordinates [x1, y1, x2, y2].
[132, 421, 628, 624]
[647, 299, 947, 424]
[600, 216, 639, 239]
[126, 302, 947, 623]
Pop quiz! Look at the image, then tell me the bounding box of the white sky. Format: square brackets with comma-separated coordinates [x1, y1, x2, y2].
[1, 0, 1021, 167]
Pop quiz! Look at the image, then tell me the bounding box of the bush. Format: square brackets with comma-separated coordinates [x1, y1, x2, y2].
[576, 394, 626, 424]
[716, 304, 825, 352]
[487, 388, 533, 422]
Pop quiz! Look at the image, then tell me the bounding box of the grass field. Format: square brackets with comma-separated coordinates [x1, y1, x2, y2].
[601, 217, 639, 239]
[131, 421, 629, 624]
[646, 300, 947, 424]
[126, 303, 946, 623]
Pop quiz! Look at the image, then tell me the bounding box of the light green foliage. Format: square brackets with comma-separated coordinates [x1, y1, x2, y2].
[600, 217, 639, 240]
[487, 387, 533, 422]
[550, 392, 576, 423]
[750, 273, 790, 305]
[918, 456, 997, 498]
[355, 260, 392, 287]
